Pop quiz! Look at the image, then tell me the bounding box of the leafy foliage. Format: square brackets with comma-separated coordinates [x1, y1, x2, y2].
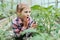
[0, 4, 60, 40]
[31, 5, 60, 33]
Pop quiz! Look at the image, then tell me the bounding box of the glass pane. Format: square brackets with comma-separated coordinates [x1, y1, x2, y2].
[45, 0, 49, 3]
[32, 0, 41, 6]
[58, 3, 60, 8]
[49, 3, 55, 5]
[49, 0, 55, 2]
[58, 0, 60, 1]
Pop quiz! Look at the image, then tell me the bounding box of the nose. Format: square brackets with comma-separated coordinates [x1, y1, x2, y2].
[27, 14, 30, 17]
[27, 15, 29, 16]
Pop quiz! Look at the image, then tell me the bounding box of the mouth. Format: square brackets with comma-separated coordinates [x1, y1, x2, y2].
[27, 17, 29, 18]
[27, 16, 30, 21]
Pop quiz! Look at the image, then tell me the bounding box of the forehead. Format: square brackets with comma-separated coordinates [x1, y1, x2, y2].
[23, 7, 31, 11]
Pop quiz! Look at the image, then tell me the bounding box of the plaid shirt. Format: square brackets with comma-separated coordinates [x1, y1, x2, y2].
[12, 17, 34, 35]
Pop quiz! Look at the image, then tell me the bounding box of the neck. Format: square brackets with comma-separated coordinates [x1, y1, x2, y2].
[17, 16, 24, 22]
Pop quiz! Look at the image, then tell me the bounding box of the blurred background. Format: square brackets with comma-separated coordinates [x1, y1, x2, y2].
[0, 0, 60, 40]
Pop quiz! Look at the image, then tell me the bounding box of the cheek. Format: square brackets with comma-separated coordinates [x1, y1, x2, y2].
[24, 14, 27, 17]
[21, 11, 25, 15]
[21, 13, 26, 17]
[22, 13, 27, 16]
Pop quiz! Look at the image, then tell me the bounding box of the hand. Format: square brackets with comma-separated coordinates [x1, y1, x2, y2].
[31, 22, 37, 28]
[14, 29, 20, 33]
[21, 26, 27, 31]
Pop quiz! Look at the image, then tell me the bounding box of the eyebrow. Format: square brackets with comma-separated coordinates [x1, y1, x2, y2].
[24, 10, 31, 11]
[24, 11, 31, 13]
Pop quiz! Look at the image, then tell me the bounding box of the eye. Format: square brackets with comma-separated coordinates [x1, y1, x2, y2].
[24, 11, 28, 13]
[29, 11, 31, 13]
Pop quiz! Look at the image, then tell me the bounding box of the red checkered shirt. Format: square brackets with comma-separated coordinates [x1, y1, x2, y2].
[12, 17, 34, 35]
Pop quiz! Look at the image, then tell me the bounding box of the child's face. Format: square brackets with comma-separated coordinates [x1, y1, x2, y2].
[21, 7, 31, 18]
[18, 7, 31, 19]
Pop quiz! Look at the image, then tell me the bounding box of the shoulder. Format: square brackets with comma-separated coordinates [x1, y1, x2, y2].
[12, 17, 17, 24]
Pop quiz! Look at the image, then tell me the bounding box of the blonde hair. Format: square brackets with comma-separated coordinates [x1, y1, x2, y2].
[16, 3, 29, 13]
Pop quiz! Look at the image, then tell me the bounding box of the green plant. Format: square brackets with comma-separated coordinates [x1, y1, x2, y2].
[0, 5, 60, 40]
[31, 5, 60, 34]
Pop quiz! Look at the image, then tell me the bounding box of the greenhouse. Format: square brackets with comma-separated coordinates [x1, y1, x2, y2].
[0, 0, 60, 40]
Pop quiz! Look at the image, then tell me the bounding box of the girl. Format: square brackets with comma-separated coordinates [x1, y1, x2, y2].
[12, 3, 37, 40]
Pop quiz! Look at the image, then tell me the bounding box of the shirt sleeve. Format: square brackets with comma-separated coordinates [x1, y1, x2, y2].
[12, 23, 20, 33]
[29, 17, 36, 27]
[12, 18, 20, 34]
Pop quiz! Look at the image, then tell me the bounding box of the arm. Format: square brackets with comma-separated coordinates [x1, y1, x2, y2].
[31, 21, 37, 28]
[29, 17, 37, 28]
[12, 23, 20, 34]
